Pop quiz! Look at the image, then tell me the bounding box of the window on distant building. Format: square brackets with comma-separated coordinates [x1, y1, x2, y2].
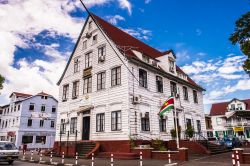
[41, 105, 46, 112]
[92, 34, 97, 45]
[139, 69, 147, 88]
[18, 105, 20, 111]
[40, 120, 44, 127]
[72, 81, 79, 99]
[111, 111, 121, 131]
[52, 106, 56, 113]
[36, 136, 46, 144]
[12, 119, 15, 126]
[186, 118, 192, 128]
[60, 119, 66, 134]
[237, 104, 242, 110]
[22, 136, 33, 144]
[62, 84, 69, 101]
[156, 76, 163, 93]
[27, 119, 32, 127]
[70, 117, 77, 134]
[183, 86, 189, 100]
[85, 52, 92, 69]
[5, 120, 7, 128]
[74, 57, 80, 73]
[97, 72, 105, 90]
[170, 81, 177, 97]
[96, 113, 105, 132]
[83, 40, 87, 50]
[111, 66, 121, 86]
[159, 117, 166, 132]
[141, 112, 150, 131]
[193, 90, 198, 103]
[83, 77, 92, 94]
[29, 103, 35, 111]
[197, 120, 201, 133]
[14, 105, 16, 112]
[98, 46, 106, 62]
[51, 120, 55, 128]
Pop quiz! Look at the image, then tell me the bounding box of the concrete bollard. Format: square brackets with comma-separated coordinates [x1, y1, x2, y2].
[50, 151, 53, 163]
[111, 154, 114, 166]
[22, 150, 26, 160]
[232, 153, 236, 166]
[39, 152, 43, 162]
[140, 151, 143, 166]
[75, 152, 78, 165]
[236, 151, 240, 166]
[62, 152, 65, 164]
[168, 150, 171, 164]
[92, 153, 94, 166]
[30, 151, 34, 161]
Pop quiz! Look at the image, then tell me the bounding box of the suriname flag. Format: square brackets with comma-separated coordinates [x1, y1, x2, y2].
[159, 96, 174, 117]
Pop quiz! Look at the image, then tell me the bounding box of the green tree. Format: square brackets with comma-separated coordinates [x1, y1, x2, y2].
[0, 74, 5, 90]
[230, 11, 250, 76]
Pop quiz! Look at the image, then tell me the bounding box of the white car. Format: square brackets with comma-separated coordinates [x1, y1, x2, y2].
[0, 141, 19, 165]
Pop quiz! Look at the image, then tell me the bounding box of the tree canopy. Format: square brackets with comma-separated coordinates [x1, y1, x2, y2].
[230, 11, 250, 76]
[0, 74, 5, 90]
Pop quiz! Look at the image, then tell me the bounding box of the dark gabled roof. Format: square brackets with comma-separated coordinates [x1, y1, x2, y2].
[57, 13, 203, 90]
[210, 99, 250, 116]
[10, 92, 32, 98]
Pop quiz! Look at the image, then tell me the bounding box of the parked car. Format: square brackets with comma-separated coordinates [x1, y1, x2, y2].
[224, 138, 233, 149]
[232, 137, 242, 148]
[0, 141, 19, 165]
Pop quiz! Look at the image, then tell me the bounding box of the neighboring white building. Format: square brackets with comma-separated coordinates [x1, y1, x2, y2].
[210, 98, 250, 141]
[55, 14, 206, 145]
[0, 92, 58, 149]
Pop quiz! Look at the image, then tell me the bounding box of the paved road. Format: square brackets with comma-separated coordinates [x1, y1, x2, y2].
[0, 160, 44, 165]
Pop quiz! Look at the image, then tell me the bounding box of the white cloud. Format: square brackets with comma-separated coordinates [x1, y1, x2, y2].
[106, 15, 125, 25]
[118, 0, 132, 15]
[145, 0, 151, 4]
[122, 27, 152, 40]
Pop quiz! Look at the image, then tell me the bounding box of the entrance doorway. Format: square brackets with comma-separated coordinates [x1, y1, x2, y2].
[82, 116, 90, 140]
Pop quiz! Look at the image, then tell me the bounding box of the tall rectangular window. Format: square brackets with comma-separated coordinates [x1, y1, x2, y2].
[41, 105, 46, 112]
[169, 59, 175, 73]
[51, 120, 55, 128]
[183, 86, 189, 100]
[111, 111, 121, 131]
[85, 52, 92, 69]
[139, 69, 147, 88]
[52, 106, 56, 113]
[96, 113, 105, 132]
[141, 112, 150, 131]
[111, 67, 121, 86]
[97, 72, 106, 90]
[27, 119, 32, 127]
[60, 119, 66, 134]
[98, 46, 106, 62]
[197, 120, 201, 133]
[186, 118, 192, 128]
[82, 40, 87, 50]
[40, 120, 44, 127]
[83, 77, 92, 94]
[74, 58, 80, 73]
[72, 81, 79, 99]
[156, 76, 163, 93]
[70, 118, 77, 134]
[29, 103, 35, 111]
[92, 34, 98, 45]
[159, 117, 166, 132]
[62, 84, 69, 101]
[193, 90, 198, 103]
[170, 82, 177, 97]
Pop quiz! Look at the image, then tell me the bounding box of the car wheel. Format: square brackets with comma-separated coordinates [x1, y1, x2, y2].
[8, 160, 14, 165]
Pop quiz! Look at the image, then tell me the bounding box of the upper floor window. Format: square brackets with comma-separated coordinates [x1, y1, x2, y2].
[139, 69, 147, 88]
[183, 86, 189, 100]
[70, 117, 77, 134]
[169, 59, 175, 73]
[142, 55, 149, 63]
[159, 117, 166, 132]
[170, 82, 177, 97]
[193, 90, 198, 103]
[111, 111, 121, 131]
[156, 76, 163, 93]
[27, 119, 32, 127]
[92, 34, 98, 45]
[40, 120, 44, 127]
[51, 120, 55, 128]
[52, 106, 56, 113]
[29, 103, 35, 111]
[62, 84, 69, 101]
[89, 21, 93, 30]
[98, 46, 106, 62]
[83, 40, 87, 50]
[97, 72, 106, 90]
[111, 66, 121, 86]
[85, 52, 92, 69]
[96, 113, 105, 132]
[72, 81, 79, 99]
[74, 58, 80, 73]
[18, 105, 20, 111]
[41, 105, 46, 112]
[141, 112, 150, 131]
[83, 77, 92, 94]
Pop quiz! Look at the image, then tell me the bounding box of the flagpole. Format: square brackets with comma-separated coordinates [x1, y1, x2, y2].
[174, 107, 180, 149]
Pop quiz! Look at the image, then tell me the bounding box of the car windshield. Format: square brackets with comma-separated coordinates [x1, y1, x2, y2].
[0, 142, 17, 150]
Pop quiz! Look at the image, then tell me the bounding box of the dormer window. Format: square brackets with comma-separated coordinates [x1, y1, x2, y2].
[169, 58, 175, 73]
[142, 55, 149, 63]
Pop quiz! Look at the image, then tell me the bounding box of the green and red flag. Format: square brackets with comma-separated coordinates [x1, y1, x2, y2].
[159, 96, 174, 117]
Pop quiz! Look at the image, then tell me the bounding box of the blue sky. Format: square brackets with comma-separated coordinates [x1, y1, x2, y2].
[0, 0, 249, 113]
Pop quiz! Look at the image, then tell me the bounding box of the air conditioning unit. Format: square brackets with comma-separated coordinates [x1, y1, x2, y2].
[86, 32, 92, 38]
[98, 55, 105, 62]
[133, 95, 141, 104]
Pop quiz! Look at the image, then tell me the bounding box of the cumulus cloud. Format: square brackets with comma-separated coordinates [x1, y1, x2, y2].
[122, 27, 152, 40]
[106, 15, 125, 25]
[118, 0, 132, 15]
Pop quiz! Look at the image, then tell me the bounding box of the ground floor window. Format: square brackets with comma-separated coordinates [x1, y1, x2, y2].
[22, 136, 33, 144]
[96, 113, 105, 132]
[36, 136, 46, 144]
[159, 117, 166, 132]
[70, 117, 77, 134]
[60, 119, 66, 134]
[111, 111, 121, 131]
[141, 112, 150, 131]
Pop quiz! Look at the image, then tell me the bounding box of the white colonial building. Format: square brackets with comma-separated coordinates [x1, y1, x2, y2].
[0, 92, 58, 149]
[56, 14, 206, 145]
[210, 98, 250, 141]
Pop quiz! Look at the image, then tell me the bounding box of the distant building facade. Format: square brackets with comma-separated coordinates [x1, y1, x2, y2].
[210, 98, 250, 140]
[0, 92, 58, 149]
[55, 14, 206, 149]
